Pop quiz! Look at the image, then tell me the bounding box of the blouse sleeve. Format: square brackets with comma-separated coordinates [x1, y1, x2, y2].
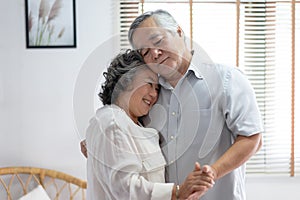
[87, 117, 173, 200]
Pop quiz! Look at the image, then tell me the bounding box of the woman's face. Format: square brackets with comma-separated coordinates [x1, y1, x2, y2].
[119, 68, 159, 123]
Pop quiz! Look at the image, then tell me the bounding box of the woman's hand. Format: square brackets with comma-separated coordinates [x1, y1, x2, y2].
[80, 139, 88, 158]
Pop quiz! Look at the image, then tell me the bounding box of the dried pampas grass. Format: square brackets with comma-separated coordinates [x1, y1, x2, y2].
[38, 0, 50, 22]
[48, 0, 62, 23]
[28, 0, 65, 46]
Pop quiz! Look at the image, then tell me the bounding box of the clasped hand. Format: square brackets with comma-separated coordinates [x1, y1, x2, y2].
[178, 162, 215, 200]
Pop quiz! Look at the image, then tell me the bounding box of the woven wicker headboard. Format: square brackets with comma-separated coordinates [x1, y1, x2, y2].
[0, 167, 87, 200]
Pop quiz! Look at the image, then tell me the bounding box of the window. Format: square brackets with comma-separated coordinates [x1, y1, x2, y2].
[119, 0, 300, 176]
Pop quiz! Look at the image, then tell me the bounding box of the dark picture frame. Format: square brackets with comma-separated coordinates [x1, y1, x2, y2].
[25, 0, 76, 48]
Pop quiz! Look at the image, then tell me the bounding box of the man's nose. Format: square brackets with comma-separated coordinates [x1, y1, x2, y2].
[150, 48, 161, 61]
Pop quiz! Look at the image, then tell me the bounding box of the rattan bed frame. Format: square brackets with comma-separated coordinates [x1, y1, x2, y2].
[0, 167, 87, 200]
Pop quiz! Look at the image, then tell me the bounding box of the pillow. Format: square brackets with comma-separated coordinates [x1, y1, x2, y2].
[18, 185, 51, 200]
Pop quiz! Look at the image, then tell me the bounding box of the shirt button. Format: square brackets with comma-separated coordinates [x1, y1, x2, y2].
[172, 112, 176, 116]
[170, 135, 174, 140]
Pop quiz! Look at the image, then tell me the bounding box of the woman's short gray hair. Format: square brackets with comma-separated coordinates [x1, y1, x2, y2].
[128, 9, 179, 48]
[99, 49, 147, 105]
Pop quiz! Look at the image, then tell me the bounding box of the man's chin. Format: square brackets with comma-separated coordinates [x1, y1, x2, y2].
[159, 70, 180, 79]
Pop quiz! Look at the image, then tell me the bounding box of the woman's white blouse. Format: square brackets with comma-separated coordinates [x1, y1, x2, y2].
[86, 105, 174, 200]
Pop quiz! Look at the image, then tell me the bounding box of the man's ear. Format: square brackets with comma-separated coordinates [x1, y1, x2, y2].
[177, 26, 183, 37]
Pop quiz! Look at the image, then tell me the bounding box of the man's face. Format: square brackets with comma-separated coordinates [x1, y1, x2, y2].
[131, 17, 188, 81]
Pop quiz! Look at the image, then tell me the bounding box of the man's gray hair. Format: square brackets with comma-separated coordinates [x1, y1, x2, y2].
[128, 9, 179, 49]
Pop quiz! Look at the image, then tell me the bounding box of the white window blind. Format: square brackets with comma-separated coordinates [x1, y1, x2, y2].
[119, 0, 300, 176]
[119, 0, 140, 50]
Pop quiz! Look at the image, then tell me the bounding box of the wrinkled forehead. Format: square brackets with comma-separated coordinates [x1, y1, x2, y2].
[131, 27, 168, 49]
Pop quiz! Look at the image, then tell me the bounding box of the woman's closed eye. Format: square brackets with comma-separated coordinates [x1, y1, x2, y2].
[148, 82, 160, 91]
[147, 82, 154, 87]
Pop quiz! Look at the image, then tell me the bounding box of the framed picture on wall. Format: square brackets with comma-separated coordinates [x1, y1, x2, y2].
[25, 0, 76, 48]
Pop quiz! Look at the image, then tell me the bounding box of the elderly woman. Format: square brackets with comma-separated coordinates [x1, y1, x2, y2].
[85, 49, 214, 200]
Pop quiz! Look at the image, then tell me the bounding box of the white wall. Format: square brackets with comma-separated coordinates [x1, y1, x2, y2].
[246, 175, 300, 200]
[0, 1, 299, 199]
[0, 0, 118, 179]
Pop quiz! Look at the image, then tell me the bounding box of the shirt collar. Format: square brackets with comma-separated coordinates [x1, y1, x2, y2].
[158, 75, 173, 90]
[188, 50, 203, 80]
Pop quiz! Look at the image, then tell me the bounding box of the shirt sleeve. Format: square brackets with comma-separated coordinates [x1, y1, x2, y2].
[223, 67, 264, 137]
[87, 117, 173, 200]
